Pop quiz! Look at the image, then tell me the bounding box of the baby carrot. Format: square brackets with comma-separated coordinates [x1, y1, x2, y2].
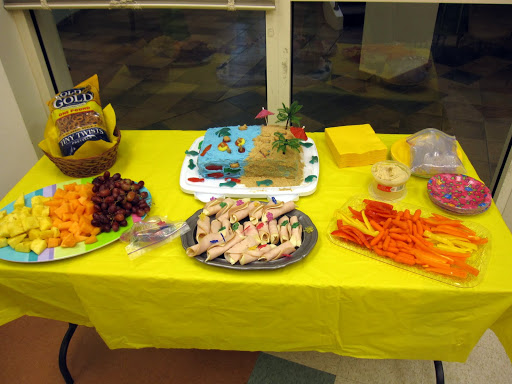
[383, 235, 391, 251]
[416, 221, 424, 236]
[395, 253, 416, 265]
[392, 219, 409, 231]
[369, 219, 384, 232]
[382, 218, 392, 230]
[389, 233, 408, 242]
[412, 209, 421, 222]
[403, 209, 411, 220]
[370, 229, 387, 247]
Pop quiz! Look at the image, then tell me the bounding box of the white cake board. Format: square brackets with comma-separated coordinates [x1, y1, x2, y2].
[180, 136, 320, 202]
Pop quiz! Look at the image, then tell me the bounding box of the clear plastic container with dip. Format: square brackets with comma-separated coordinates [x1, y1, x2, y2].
[369, 160, 411, 201]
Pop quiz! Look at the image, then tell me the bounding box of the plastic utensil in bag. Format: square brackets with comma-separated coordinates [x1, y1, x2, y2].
[406, 128, 466, 177]
[120, 216, 190, 260]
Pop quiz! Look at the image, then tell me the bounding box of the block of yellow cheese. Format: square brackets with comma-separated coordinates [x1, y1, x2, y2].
[325, 124, 388, 168]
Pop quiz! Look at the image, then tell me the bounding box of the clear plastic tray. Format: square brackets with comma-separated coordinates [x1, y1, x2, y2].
[328, 196, 492, 288]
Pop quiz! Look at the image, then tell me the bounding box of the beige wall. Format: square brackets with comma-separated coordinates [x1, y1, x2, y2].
[0, 59, 38, 200]
[0, 7, 45, 200]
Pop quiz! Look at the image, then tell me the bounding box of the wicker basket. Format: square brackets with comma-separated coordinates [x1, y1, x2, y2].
[43, 127, 121, 178]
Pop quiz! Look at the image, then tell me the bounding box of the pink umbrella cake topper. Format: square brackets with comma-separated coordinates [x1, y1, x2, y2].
[255, 107, 274, 125]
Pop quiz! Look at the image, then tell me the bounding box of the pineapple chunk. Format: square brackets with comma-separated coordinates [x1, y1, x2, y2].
[30, 238, 47, 255]
[13, 193, 25, 210]
[28, 228, 42, 240]
[39, 230, 54, 240]
[0, 237, 7, 248]
[31, 196, 45, 206]
[7, 233, 27, 248]
[8, 221, 25, 237]
[32, 205, 44, 217]
[51, 226, 60, 238]
[0, 210, 6, 221]
[38, 216, 52, 231]
[0, 223, 8, 238]
[22, 216, 40, 232]
[32, 205, 50, 217]
[15, 242, 31, 253]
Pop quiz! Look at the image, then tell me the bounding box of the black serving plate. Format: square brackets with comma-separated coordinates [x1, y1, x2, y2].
[181, 208, 317, 270]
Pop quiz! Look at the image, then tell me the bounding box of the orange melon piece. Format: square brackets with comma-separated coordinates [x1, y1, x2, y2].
[61, 233, 77, 248]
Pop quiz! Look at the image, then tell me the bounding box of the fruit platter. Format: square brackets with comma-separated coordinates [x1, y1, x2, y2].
[181, 197, 318, 270]
[328, 196, 491, 287]
[0, 171, 151, 263]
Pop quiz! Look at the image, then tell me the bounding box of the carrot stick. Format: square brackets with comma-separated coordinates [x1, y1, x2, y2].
[412, 209, 421, 222]
[389, 228, 406, 234]
[452, 259, 480, 276]
[411, 249, 451, 269]
[404, 209, 411, 220]
[430, 227, 472, 239]
[348, 226, 372, 249]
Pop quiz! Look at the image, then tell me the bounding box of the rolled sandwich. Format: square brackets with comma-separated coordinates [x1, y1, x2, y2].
[196, 213, 211, 242]
[239, 244, 276, 265]
[289, 215, 303, 247]
[268, 219, 279, 245]
[229, 200, 256, 223]
[256, 221, 270, 244]
[215, 198, 236, 221]
[258, 240, 296, 261]
[203, 198, 224, 216]
[206, 231, 246, 261]
[210, 219, 222, 234]
[186, 232, 230, 257]
[277, 215, 291, 243]
[262, 201, 296, 222]
[249, 201, 264, 224]
[224, 222, 260, 264]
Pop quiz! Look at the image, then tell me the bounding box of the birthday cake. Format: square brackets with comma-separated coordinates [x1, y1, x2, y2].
[197, 125, 304, 187]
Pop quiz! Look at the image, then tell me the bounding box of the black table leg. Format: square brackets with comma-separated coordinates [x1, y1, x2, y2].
[59, 323, 78, 384]
[434, 360, 445, 384]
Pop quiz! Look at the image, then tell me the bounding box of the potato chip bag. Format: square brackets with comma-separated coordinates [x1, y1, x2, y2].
[48, 75, 110, 156]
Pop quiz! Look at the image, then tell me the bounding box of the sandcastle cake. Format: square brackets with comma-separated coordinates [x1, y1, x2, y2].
[197, 125, 304, 187]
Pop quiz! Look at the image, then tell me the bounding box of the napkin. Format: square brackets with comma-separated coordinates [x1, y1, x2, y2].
[326, 124, 388, 168]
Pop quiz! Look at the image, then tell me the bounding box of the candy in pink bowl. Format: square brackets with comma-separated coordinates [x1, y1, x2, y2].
[427, 173, 492, 214]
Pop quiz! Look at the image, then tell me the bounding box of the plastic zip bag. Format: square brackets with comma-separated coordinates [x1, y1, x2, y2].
[406, 128, 466, 177]
[120, 216, 190, 260]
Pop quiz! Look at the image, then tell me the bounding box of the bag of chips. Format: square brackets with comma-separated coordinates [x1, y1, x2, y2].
[47, 75, 110, 156]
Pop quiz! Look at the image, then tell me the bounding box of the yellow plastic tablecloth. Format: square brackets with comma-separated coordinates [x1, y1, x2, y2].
[1, 131, 512, 363]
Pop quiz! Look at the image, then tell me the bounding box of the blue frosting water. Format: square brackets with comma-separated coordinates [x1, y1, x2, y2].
[198, 125, 262, 178]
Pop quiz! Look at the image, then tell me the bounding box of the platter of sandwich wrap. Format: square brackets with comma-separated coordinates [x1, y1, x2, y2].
[181, 197, 318, 270]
